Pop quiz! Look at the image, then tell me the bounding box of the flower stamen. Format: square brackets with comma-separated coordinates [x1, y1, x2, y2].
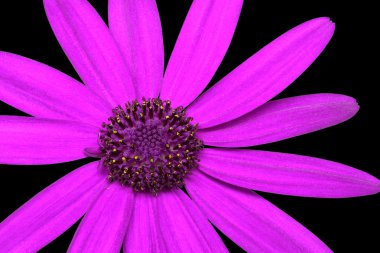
[97, 98, 203, 194]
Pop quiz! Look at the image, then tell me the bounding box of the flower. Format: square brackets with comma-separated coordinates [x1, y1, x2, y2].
[0, 0, 379, 252]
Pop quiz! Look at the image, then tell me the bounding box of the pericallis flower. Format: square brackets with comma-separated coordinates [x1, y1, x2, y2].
[0, 0, 379, 252]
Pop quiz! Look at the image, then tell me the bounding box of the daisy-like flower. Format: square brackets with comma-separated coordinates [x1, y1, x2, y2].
[0, 0, 379, 252]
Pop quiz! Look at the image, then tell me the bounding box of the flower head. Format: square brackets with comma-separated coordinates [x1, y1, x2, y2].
[0, 0, 379, 252]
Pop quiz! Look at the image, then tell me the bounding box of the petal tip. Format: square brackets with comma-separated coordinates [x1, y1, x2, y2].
[308, 17, 335, 35]
[346, 96, 360, 116]
[374, 178, 380, 194]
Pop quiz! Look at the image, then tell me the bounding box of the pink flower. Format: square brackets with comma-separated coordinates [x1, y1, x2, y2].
[0, 0, 379, 252]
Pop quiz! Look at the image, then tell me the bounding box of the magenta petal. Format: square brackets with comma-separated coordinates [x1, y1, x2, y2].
[68, 184, 134, 253]
[161, 0, 243, 107]
[157, 190, 228, 253]
[198, 94, 358, 147]
[199, 148, 380, 198]
[0, 116, 98, 165]
[124, 193, 167, 253]
[0, 52, 110, 125]
[0, 162, 106, 253]
[188, 17, 335, 128]
[109, 0, 164, 98]
[186, 170, 332, 253]
[43, 0, 136, 106]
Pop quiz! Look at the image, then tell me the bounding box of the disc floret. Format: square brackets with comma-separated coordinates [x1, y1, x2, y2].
[98, 98, 203, 194]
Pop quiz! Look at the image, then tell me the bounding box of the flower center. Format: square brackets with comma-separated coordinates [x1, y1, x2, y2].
[98, 98, 203, 194]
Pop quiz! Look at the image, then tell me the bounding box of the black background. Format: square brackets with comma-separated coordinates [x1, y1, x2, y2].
[0, 0, 379, 252]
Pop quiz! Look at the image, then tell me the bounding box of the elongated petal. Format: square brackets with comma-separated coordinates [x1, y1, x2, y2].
[109, 0, 164, 98]
[0, 116, 98, 165]
[188, 17, 335, 128]
[157, 190, 228, 253]
[199, 148, 380, 198]
[198, 94, 359, 147]
[68, 184, 134, 253]
[0, 162, 106, 253]
[43, 0, 136, 106]
[124, 193, 167, 253]
[0, 52, 110, 125]
[186, 170, 332, 253]
[161, 0, 243, 107]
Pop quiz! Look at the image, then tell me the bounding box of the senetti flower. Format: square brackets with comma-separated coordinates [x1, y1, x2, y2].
[0, 0, 379, 252]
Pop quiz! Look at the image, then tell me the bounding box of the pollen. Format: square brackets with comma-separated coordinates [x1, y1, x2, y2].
[98, 98, 203, 194]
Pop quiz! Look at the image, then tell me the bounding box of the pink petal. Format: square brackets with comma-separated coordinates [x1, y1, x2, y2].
[161, 0, 243, 107]
[186, 170, 332, 253]
[188, 17, 335, 128]
[0, 52, 110, 126]
[198, 94, 358, 147]
[109, 0, 164, 98]
[124, 193, 167, 253]
[68, 183, 134, 253]
[157, 190, 228, 253]
[43, 0, 136, 106]
[199, 148, 380, 198]
[0, 116, 98, 165]
[0, 162, 106, 253]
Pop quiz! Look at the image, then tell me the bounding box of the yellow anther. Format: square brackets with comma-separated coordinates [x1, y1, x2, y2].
[177, 144, 182, 148]
[165, 144, 170, 148]
[122, 156, 126, 161]
[112, 148, 117, 152]
[134, 156, 139, 160]
[150, 158, 154, 163]
[169, 127, 173, 131]
[112, 130, 118, 134]
[168, 155, 173, 159]
[165, 115, 170, 120]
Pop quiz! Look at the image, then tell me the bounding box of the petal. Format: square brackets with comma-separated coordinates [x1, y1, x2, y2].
[157, 190, 228, 253]
[186, 170, 332, 253]
[188, 17, 335, 128]
[198, 94, 359, 147]
[43, 0, 136, 106]
[0, 116, 98, 165]
[161, 0, 243, 107]
[68, 183, 134, 253]
[199, 148, 380, 198]
[124, 193, 167, 253]
[109, 0, 164, 98]
[0, 162, 106, 253]
[0, 52, 110, 126]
